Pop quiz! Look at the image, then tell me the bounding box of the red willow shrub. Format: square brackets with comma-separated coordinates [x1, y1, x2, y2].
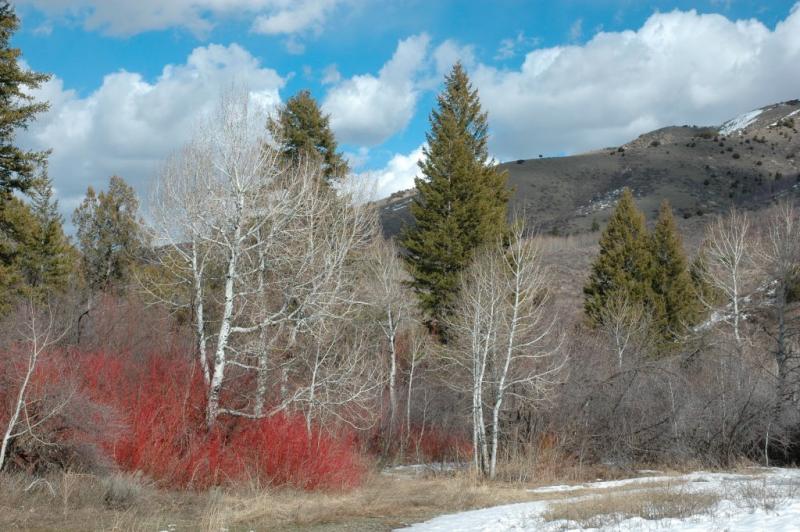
[405, 426, 472, 463]
[367, 423, 472, 463]
[0, 346, 113, 472]
[78, 350, 365, 490]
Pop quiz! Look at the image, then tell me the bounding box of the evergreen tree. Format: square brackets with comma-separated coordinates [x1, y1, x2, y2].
[72, 175, 144, 292]
[649, 200, 699, 342]
[0, 2, 51, 194]
[20, 166, 74, 294]
[401, 63, 509, 329]
[0, 193, 35, 311]
[267, 90, 348, 182]
[584, 188, 654, 325]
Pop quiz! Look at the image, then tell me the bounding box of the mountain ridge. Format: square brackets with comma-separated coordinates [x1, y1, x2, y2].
[379, 99, 800, 237]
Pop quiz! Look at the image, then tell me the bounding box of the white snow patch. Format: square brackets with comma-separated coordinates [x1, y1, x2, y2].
[383, 462, 466, 476]
[720, 109, 763, 136]
[576, 187, 625, 216]
[527, 474, 674, 494]
[770, 109, 800, 127]
[400, 468, 800, 531]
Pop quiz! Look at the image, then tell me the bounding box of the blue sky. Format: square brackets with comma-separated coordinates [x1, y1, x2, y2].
[12, 0, 800, 216]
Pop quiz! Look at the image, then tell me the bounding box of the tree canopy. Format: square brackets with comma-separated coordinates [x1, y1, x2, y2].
[401, 63, 509, 331]
[0, 2, 51, 194]
[267, 89, 348, 182]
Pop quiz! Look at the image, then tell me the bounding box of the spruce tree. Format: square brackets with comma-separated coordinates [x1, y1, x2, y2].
[0, 2, 51, 194]
[649, 200, 699, 341]
[267, 90, 348, 182]
[0, 193, 35, 311]
[402, 63, 509, 329]
[584, 188, 654, 325]
[21, 166, 74, 294]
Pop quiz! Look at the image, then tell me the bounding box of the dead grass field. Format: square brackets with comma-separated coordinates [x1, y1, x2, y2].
[0, 462, 763, 531]
[541, 485, 719, 528]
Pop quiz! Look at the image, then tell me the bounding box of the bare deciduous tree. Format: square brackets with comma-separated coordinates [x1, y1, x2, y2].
[598, 291, 653, 368]
[149, 91, 379, 429]
[701, 208, 754, 346]
[365, 238, 415, 439]
[756, 200, 800, 442]
[0, 301, 70, 471]
[446, 224, 565, 479]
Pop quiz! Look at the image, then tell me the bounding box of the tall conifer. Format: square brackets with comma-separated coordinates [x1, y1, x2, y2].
[0, 2, 51, 193]
[584, 188, 653, 325]
[267, 90, 348, 182]
[401, 63, 509, 329]
[650, 200, 699, 341]
[22, 167, 74, 294]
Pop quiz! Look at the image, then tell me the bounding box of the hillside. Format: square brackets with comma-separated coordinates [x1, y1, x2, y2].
[379, 99, 800, 237]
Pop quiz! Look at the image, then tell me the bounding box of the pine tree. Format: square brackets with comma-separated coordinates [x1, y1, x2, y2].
[584, 188, 654, 325]
[401, 63, 509, 329]
[649, 200, 699, 342]
[267, 89, 348, 182]
[20, 166, 74, 295]
[0, 2, 51, 194]
[0, 193, 35, 311]
[72, 175, 145, 292]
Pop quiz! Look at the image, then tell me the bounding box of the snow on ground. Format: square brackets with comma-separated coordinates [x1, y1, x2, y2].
[383, 462, 467, 476]
[719, 109, 763, 136]
[400, 468, 800, 531]
[527, 473, 675, 494]
[770, 108, 800, 127]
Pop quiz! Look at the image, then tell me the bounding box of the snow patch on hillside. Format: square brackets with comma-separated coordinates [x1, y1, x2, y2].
[720, 109, 763, 136]
[770, 108, 800, 127]
[576, 187, 625, 216]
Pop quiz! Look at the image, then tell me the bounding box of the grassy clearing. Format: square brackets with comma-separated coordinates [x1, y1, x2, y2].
[3, 464, 773, 530]
[0, 469, 543, 531]
[541, 486, 720, 528]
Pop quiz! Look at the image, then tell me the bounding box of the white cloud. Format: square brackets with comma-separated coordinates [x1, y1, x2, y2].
[322, 34, 430, 146]
[432, 39, 476, 78]
[568, 18, 583, 42]
[18, 43, 285, 222]
[19, 0, 343, 39]
[251, 0, 338, 35]
[473, 6, 800, 160]
[360, 145, 425, 199]
[321, 64, 342, 85]
[494, 31, 539, 61]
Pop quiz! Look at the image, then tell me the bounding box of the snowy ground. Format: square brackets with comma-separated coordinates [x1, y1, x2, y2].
[400, 468, 800, 531]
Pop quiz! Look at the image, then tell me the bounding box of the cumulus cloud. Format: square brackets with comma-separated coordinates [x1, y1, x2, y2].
[18, 43, 285, 220]
[251, 0, 338, 35]
[432, 39, 476, 78]
[19, 0, 343, 38]
[473, 6, 800, 160]
[322, 34, 430, 146]
[360, 145, 425, 199]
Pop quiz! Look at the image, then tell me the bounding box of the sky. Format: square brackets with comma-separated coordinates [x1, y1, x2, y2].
[11, 0, 800, 221]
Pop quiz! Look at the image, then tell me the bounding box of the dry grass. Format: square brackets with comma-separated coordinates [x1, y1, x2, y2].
[541, 486, 719, 528]
[203, 470, 539, 530]
[1, 463, 754, 531]
[731, 475, 800, 513]
[0, 469, 542, 531]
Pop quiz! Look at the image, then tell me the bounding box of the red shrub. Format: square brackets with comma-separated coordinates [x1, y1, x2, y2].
[406, 426, 473, 463]
[79, 350, 365, 490]
[0, 346, 113, 472]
